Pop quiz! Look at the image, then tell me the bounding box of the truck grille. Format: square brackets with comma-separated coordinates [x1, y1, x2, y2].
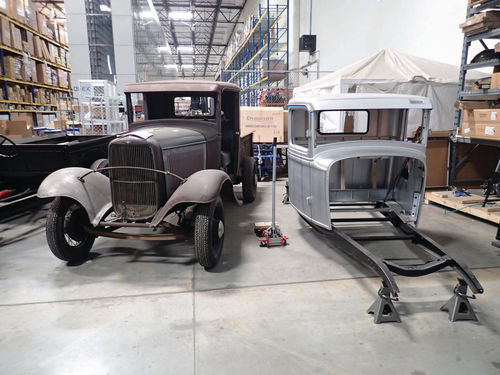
[109, 142, 159, 220]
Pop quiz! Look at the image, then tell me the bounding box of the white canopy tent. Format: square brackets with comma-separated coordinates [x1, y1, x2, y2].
[293, 48, 487, 134]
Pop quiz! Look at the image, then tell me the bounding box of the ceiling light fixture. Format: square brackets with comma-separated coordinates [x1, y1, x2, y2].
[157, 45, 172, 53]
[99, 4, 111, 12]
[141, 0, 159, 21]
[177, 45, 194, 53]
[169, 11, 193, 20]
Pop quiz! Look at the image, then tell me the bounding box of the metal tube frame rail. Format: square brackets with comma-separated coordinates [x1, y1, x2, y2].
[309, 202, 484, 298]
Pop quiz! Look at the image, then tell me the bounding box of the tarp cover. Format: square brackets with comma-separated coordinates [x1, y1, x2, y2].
[294, 49, 487, 133]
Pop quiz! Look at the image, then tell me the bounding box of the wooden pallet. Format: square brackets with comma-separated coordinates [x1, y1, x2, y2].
[424, 191, 500, 224]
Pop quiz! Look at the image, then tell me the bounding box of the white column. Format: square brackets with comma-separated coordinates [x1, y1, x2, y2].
[110, 0, 136, 94]
[65, 0, 91, 91]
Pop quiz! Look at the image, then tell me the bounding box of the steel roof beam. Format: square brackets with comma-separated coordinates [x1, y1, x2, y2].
[203, 0, 222, 76]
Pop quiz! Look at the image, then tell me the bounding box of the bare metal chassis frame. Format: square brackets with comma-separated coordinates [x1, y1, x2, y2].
[306, 202, 484, 323]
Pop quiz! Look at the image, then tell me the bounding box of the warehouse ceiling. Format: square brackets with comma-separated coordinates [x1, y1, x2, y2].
[133, 0, 247, 80]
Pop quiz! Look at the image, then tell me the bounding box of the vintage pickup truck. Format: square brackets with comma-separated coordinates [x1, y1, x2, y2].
[38, 81, 257, 270]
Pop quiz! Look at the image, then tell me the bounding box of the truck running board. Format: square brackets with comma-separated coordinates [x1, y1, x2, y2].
[310, 203, 484, 323]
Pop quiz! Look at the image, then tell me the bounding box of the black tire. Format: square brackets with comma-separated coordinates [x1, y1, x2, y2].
[242, 156, 257, 203]
[46, 197, 95, 262]
[194, 197, 225, 270]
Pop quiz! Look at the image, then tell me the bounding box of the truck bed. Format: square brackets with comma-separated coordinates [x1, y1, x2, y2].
[0, 134, 115, 188]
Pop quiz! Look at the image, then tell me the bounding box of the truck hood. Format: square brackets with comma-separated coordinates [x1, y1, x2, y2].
[124, 119, 218, 150]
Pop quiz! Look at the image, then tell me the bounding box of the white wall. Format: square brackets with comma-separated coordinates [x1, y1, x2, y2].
[295, 0, 469, 72]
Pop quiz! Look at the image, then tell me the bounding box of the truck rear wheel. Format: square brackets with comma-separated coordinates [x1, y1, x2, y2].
[46, 197, 95, 262]
[242, 156, 257, 203]
[194, 197, 225, 270]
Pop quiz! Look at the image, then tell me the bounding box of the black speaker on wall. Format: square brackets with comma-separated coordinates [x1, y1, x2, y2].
[299, 35, 316, 53]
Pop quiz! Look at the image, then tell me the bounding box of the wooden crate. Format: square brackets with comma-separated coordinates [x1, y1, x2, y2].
[425, 190, 500, 223]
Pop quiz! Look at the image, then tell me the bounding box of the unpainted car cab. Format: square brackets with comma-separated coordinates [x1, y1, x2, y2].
[286, 93, 432, 229]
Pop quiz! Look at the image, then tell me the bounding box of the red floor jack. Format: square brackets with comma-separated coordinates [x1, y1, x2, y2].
[255, 138, 288, 247]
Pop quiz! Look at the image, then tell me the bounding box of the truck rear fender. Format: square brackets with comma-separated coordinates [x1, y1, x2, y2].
[37, 167, 112, 226]
[151, 169, 241, 226]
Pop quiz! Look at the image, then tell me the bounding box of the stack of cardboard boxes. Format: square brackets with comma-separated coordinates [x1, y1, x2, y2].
[0, 0, 69, 138]
[0, 0, 70, 90]
[459, 10, 500, 36]
[458, 101, 500, 140]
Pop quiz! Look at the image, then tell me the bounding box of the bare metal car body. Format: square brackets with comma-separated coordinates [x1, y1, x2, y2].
[38, 81, 257, 270]
[286, 94, 484, 322]
[287, 93, 431, 229]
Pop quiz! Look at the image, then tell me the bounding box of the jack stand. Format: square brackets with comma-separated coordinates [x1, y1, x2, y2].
[255, 137, 288, 248]
[367, 283, 401, 324]
[441, 278, 478, 322]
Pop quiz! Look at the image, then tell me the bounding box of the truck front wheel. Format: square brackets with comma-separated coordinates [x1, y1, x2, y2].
[194, 197, 225, 270]
[46, 197, 95, 262]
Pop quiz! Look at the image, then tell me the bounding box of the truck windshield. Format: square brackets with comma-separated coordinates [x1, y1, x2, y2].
[318, 110, 369, 134]
[174, 96, 215, 118]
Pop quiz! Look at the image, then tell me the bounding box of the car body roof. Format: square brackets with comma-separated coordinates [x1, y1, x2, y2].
[124, 80, 240, 94]
[288, 93, 432, 110]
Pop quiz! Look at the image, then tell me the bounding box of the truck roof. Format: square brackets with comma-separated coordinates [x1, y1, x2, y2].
[288, 93, 432, 111]
[124, 80, 240, 94]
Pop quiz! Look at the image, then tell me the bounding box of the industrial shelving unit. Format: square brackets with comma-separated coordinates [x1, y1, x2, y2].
[0, 10, 71, 128]
[219, 0, 289, 106]
[451, 0, 500, 185]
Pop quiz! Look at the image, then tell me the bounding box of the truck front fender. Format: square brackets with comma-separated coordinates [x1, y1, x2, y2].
[37, 167, 112, 226]
[151, 169, 241, 226]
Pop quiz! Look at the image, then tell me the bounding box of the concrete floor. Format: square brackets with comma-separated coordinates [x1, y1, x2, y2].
[1, 180, 500, 374]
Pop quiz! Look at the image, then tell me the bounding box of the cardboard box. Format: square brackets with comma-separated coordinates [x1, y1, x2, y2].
[36, 62, 49, 84]
[58, 24, 67, 45]
[460, 11, 500, 35]
[464, 109, 500, 123]
[0, 0, 8, 15]
[426, 139, 449, 187]
[57, 68, 68, 88]
[492, 65, 500, 89]
[455, 101, 490, 110]
[4, 55, 22, 79]
[23, 0, 38, 31]
[10, 23, 22, 50]
[48, 43, 57, 62]
[468, 0, 490, 5]
[50, 66, 57, 86]
[6, 0, 18, 20]
[32, 35, 42, 58]
[240, 107, 287, 143]
[460, 122, 500, 139]
[13, 0, 25, 23]
[21, 30, 34, 55]
[24, 58, 36, 81]
[0, 17, 10, 47]
[48, 19, 58, 42]
[36, 11, 48, 35]
[0, 119, 33, 138]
